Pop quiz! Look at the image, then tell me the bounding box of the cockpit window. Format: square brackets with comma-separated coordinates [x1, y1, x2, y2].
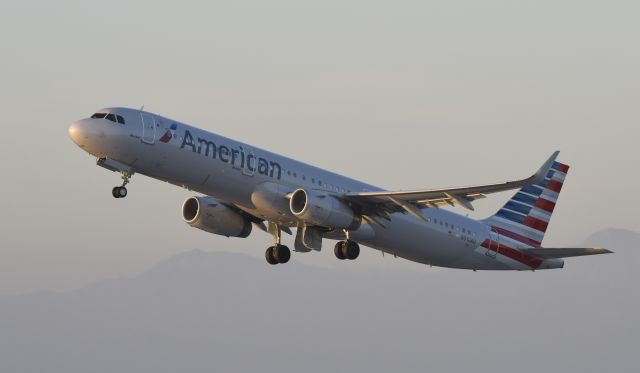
[90, 112, 126, 124]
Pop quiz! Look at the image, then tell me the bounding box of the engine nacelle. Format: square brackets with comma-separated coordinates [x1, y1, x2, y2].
[289, 189, 360, 230]
[182, 196, 252, 238]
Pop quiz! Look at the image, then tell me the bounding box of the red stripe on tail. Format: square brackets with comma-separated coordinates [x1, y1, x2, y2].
[555, 163, 570, 173]
[491, 226, 542, 247]
[546, 180, 564, 193]
[481, 240, 543, 268]
[534, 198, 556, 213]
[523, 216, 549, 232]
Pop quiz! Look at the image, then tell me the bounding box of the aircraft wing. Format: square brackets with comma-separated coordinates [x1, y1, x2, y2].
[341, 151, 559, 225]
[525, 248, 613, 259]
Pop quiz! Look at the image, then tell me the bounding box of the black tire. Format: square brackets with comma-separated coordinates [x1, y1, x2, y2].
[112, 187, 120, 198]
[345, 241, 360, 260]
[118, 187, 127, 198]
[275, 245, 291, 264]
[334, 241, 346, 260]
[265, 246, 278, 265]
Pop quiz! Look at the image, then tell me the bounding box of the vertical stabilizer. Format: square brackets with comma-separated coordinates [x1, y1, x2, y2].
[485, 161, 569, 248]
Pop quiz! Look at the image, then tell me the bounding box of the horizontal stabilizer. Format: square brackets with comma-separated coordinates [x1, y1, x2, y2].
[526, 248, 613, 259]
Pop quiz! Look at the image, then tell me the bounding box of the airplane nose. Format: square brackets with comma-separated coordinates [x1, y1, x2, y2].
[68, 120, 89, 147]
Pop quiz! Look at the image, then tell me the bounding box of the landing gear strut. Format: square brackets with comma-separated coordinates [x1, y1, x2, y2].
[265, 223, 291, 265]
[112, 170, 133, 199]
[334, 230, 360, 260]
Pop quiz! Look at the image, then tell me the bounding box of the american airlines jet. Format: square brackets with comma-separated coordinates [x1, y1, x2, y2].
[68, 108, 611, 270]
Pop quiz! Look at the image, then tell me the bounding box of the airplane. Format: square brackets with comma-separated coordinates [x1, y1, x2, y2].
[68, 107, 611, 270]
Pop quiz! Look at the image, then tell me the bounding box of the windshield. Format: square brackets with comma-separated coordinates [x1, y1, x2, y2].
[90, 112, 126, 124]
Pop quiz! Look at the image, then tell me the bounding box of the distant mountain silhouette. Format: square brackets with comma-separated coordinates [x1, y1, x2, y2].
[1, 229, 638, 373]
[583, 227, 640, 251]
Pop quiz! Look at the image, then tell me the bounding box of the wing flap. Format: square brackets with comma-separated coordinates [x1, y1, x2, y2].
[526, 248, 613, 259]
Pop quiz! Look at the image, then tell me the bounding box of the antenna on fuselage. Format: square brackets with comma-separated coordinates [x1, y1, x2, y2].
[140, 104, 145, 111]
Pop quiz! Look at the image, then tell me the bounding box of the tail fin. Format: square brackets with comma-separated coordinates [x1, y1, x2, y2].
[485, 161, 569, 247]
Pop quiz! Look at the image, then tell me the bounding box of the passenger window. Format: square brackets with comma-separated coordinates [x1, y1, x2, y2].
[91, 113, 107, 119]
[116, 115, 125, 124]
[105, 114, 117, 122]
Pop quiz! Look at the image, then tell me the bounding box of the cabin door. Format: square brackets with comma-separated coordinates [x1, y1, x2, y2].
[486, 230, 500, 258]
[141, 113, 156, 144]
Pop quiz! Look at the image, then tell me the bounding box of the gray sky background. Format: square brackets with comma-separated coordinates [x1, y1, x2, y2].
[0, 0, 638, 294]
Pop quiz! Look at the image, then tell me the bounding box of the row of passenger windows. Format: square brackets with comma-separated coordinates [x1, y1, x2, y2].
[284, 169, 352, 193]
[428, 217, 477, 237]
[91, 113, 126, 124]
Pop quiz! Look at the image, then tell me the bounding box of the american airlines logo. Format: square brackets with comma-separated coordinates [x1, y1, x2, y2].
[180, 129, 282, 180]
[159, 123, 178, 143]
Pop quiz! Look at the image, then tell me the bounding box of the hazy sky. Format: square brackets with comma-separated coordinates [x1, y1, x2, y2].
[0, 0, 638, 294]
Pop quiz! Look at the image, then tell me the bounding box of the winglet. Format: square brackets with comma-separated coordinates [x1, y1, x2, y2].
[530, 151, 560, 185]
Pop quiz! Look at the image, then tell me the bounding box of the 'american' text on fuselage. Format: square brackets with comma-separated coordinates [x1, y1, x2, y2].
[180, 129, 282, 180]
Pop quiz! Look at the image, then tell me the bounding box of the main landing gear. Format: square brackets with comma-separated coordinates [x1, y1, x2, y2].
[334, 240, 360, 260]
[265, 223, 291, 265]
[266, 245, 291, 265]
[112, 170, 133, 199]
[334, 231, 359, 260]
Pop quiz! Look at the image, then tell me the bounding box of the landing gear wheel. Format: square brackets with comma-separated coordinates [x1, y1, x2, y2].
[274, 245, 291, 264]
[265, 246, 279, 265]
[112, 186, 127, 198]
[110, 169, 134, 199]
[334, 242, 346, 260]
[117, 186, 127, 198]
[345, 241, 360, 260]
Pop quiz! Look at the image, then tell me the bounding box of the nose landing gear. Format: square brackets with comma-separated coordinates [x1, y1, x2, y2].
[112, 186, 128, 198]
[112, 170, 134, 199]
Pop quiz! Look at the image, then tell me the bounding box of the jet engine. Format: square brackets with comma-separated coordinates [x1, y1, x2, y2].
[182, 196, 252, 238]
[289, 189, 360, 230]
